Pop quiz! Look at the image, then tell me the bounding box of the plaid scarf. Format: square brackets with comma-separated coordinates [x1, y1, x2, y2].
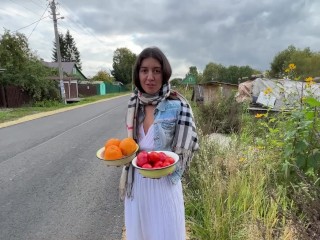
[119, 83, 199, 200]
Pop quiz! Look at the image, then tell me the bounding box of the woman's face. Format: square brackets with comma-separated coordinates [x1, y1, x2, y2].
[139, 57, 163, 95]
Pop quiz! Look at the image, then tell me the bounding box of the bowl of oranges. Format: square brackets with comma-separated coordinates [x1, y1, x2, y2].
[96, 137, 139, 166]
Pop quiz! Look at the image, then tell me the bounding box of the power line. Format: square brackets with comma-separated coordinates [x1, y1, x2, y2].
[13, 15, 50, 32]
[58, 2, 111, 51]
[30, 0, 47, 9]
[8, 0, 44, 16]
[28, 3, 50, 39]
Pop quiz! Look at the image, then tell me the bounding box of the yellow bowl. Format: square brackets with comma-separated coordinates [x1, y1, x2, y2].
[131, 151, 179, 179]
[96, 144, 139, 166]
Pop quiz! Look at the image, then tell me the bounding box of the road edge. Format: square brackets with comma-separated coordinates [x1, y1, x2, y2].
[0, 95, 129, 129]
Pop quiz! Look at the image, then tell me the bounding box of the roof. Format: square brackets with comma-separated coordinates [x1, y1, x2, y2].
[200, 81, 238, 86]
[79, 80, 104, 84]
[42, 61, 87, 79]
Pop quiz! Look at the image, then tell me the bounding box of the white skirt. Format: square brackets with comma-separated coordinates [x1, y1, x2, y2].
[124, 169, 186, 240]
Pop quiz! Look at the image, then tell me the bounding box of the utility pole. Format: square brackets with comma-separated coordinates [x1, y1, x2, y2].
[50, 0, 66, 104]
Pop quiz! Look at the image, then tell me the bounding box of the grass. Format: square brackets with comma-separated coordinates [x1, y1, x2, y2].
[182, 87, 314, 239]
[0, 92, 130, 123]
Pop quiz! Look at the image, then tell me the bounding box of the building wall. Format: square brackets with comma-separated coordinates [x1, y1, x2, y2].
[202, 84, 237, 103]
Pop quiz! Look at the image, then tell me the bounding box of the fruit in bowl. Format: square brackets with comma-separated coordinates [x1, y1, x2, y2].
[132, 151, 179, 178]
[96, 137, 139, 166]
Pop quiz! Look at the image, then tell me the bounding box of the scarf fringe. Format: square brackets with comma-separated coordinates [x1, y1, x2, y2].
[175, 147, 193, 172]
[119, 166, 128, 201]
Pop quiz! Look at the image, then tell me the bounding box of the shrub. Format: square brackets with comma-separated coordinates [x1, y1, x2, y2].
[195, 93, 243, 135]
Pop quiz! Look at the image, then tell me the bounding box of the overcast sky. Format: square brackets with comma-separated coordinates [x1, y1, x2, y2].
[1, 0, 319, 79]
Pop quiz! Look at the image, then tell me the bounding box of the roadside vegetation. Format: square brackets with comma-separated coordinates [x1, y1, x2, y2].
[0, 93, 129, 123]
[183, 64, 320, 240]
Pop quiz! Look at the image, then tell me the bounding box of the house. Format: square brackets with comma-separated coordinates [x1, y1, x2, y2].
[78, 81, 106, 97]
[181, 75, 196, 86]
[42, 61, 87, 101]
[192, 81, 238, 103]
[78, 80, 128, 97]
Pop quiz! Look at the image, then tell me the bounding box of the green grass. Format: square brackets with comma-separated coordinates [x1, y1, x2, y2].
[0, 92, 130, 123]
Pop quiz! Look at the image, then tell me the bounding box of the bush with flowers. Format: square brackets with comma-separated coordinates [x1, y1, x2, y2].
[184, 64, 320, 239]
[252, 63, 320, 237]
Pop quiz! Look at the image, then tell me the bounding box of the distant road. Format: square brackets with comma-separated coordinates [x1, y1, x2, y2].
[0, 95, 130, 240]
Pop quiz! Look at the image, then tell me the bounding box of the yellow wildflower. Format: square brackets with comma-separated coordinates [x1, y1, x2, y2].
[305, 77, 313, 82]
[255, 113, 266, 118]
[239, 157, 246, 162]
[306, 81, 315, 88]
[288, 63, 296, 70]
[305, 77, 315, 88]
[263, 87, 273, 95]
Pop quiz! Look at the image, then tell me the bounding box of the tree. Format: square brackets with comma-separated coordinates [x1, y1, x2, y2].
[111, 48, 136, 85]
[225, 65, 256, 84]
[92, 70, 113, 83]
[186, 66, 200, 83]
[202, 62, 257, 84]
[0, 30, 59, 101]
[52, 33, 64, 62]
[170, 78, 182, 86]
[52, 30, 82, 70]
[270, 45, 297, 77]
[202, 62, 226, 82]
[270, 45, 320, 78]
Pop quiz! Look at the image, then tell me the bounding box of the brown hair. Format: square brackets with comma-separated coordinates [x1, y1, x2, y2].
[133, 47, 172, 92]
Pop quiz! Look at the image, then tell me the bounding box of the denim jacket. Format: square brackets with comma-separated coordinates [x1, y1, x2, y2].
[138, 99, 183, 184]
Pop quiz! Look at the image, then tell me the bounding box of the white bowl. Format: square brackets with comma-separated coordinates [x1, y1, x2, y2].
[131, 151, 179, 178]
[96, 144, 139, 166]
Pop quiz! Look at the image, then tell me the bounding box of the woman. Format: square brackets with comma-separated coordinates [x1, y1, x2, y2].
[121, 47, 199, 240]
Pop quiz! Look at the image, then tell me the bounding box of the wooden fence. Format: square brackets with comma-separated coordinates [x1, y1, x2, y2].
[0, 85, 32, 108]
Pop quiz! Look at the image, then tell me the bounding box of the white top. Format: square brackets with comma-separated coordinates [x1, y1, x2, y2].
[138, 124, 154, 152]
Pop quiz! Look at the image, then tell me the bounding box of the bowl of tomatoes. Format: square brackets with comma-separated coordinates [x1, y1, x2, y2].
[131, 150, 179, 179]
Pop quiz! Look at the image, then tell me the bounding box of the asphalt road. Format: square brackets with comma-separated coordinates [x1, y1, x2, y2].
[0, 95, 130, 240]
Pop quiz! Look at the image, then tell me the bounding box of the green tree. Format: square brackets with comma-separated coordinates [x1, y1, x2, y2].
[0, 30, 59, 101]
[287, 49, 320, 78]
[111, 47, 136, 85]
[52, 30, 82, 70]
[202, 62, 226, 82]
[92, 70, 113, 83]
[186, 66, 200, 83]
[52, 33, 64, 63]
[270, 45, 297, 77]
[270, 45, 320, 79]
[225, 65, 256, 84]
[170, 77, 182, 86]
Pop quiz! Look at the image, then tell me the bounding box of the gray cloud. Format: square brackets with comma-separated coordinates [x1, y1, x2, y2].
[1, 0, 319, 78]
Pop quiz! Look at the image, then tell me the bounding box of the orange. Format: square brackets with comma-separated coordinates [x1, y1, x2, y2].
[119, 137, 137, 156]
[105, 138, 121, 148]
[104, 145, 123, 160]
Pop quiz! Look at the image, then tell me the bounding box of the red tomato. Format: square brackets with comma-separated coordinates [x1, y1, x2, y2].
[158, 152, 167, 162]
[142, 163, 152, 169]
[162, 161, 171, 167]
[165, 157, 175, 165]
[148, 152, 160, 164]
[153, 161, 164, 169]
[136, 151, 149, 167]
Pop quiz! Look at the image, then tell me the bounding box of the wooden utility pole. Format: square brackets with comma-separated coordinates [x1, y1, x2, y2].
[50, 0, 66, 104]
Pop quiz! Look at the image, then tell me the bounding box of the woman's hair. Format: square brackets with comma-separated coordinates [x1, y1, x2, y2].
[133, 47, 172, 92]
